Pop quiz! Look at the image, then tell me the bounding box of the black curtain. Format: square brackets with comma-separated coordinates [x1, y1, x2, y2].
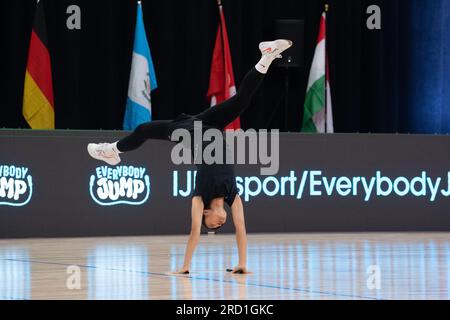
[0, 0, 410, 133]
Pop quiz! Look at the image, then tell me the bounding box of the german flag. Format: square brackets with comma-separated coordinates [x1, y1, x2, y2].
[23, 0, 55, 129]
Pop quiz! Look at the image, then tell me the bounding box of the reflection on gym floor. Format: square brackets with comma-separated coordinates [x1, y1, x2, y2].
[0, 233, 449, 300]
[0, 248, 31, 300]
[87, 246, 149, 300]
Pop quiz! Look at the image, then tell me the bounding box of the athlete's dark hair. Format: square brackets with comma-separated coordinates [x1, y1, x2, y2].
[202, 215, 223, 232]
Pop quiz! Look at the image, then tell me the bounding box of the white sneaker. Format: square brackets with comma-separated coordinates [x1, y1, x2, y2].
[87, 143, 121, 166]
[259, 39, 293, 60]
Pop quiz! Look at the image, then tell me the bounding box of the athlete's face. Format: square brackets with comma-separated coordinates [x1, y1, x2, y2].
[203, 199, 227, 229]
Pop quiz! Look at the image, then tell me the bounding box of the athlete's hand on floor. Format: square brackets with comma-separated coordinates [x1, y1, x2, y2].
[168, 269, 190, 275]
[227, 267, 252, 274]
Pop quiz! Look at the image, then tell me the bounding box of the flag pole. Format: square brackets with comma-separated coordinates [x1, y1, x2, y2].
[324, 3, 329, 134]
[217, 0, 222, 34]
[217, 0, 225, 74]
[217, 0, 223, 28]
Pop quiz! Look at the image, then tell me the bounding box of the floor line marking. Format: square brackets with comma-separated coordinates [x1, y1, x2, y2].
[3, 258, 381, 301]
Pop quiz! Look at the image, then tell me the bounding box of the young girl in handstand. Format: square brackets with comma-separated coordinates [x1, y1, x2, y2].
[87, 39, 293, 274]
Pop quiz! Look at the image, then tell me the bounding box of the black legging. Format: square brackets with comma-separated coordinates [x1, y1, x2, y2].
[117, 67, 264, 152]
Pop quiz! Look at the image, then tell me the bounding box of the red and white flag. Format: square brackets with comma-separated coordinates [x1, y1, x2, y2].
[207, 4, 240, 130]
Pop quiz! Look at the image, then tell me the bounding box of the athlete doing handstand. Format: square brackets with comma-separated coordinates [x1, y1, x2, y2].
[87, 39, 293, 274]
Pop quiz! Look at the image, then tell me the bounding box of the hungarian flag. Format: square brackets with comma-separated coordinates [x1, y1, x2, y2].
[207, 4, 239, 131]
[23, 0, 55, 130]
[302, 12, 334, 133]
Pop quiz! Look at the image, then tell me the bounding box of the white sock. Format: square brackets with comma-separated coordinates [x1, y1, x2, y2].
[110, 142, 122, 154]
[255, 55, 275, 74]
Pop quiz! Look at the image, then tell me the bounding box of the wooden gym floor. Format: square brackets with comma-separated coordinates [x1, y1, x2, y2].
[0, 233, 449, 300]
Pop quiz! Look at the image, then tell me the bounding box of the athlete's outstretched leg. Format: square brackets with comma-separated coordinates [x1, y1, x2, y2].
[197, 39, 293, 130]
[86, 40, 293, 165]
[87, 120, 171, 165]
[116, 120, 172, 152]
[197, 68, 265, 129]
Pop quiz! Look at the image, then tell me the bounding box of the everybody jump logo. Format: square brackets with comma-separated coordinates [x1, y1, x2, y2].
[89, 166, 150, 206]
[0, 165, 33, 207]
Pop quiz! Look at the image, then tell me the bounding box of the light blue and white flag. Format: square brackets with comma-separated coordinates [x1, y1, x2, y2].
[123, 1, 157, 131]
